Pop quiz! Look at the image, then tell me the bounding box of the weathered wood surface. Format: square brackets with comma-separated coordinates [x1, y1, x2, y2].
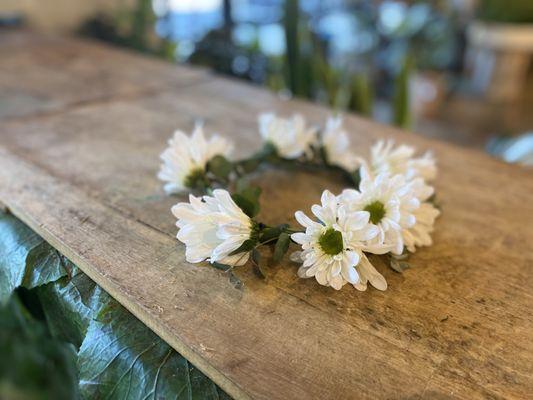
[1, 31, 532, 400]
[0, 30, 207, 119]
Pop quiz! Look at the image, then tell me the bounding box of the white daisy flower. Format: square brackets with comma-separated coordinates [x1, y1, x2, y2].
[158, 124, 233, 194]
[340, 167, 419, 255]
[258, 113, 316, 159]
[402, 177, 440, 252]
[370, 140, 436, 181]
[403, 202, 440, 252]
[321, 116, 360, 172]
[171, 189, 253, 266]
[353, 253, 388, 291]
[291, 190, 378, 290]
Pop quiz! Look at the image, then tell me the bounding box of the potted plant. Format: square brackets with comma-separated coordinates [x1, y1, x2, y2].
[466, 0, 533, 102]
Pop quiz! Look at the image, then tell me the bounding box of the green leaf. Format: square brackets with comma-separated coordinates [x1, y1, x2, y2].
[350, 168, 361, 190]
[273, 233, 291, 264]
[1, 211, 232, 399]
[228, 239, 256, 256]
[22, 242, 68, 290]
[0, 212, 66, 305]
[257, 142, 277, 161]
[251, 249, 266, 279]
[389, 258, 411, 273]
[0, 212, 41, 304]
[231, 194, 257, 218]
[211, 262, 232, 272]
[207, 155, 233, 180]
[260, 224, 289, 243]
[238, 158, 261, 173]
[231, 183, 261, 218]
[0, 295, 79, 400]
[237, 184, 262, 203]
[78, 300, 228, 400]
[37, 268, 106, 348]
[237, 143, 277, 173]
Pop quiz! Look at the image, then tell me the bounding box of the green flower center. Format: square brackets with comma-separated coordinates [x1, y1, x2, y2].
[364, 200, 386, 224]
[318, 228, 344, 256]
[184, 168, 207, 189]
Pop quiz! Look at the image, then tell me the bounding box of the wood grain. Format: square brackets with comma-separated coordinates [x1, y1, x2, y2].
[0, 32, 532, 400]
[0, 30, 209, 119]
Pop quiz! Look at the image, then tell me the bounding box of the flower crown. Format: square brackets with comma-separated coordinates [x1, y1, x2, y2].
[158, 114, 439, 291]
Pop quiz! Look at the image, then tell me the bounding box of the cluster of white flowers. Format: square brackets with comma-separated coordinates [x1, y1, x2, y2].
[292, 161, 438, 291]
[258, 113, 361, 171]
[160, 113, 440, 292]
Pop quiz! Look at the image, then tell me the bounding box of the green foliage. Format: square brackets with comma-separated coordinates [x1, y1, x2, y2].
[477, 0, 533, 24]
[0, 296, 79, 400]
[22, 242, 69, 290]
[81, 1, 469, 127]
[284, 0, 301, 96]
[260, 224, 289, 243]
[389, 258, 411, 273]
[251, 248, 269, 279]
[231, 193, 259, 218]
[37, 269, 104, 348]
[280, 1, 376, 116]
[228, 239, 257, 256]
[0, 212, 67, 305]
[393, 55, 413, 129]
[388, 252, 411, 273]
[184, 168, 210, 190]
[350, 168, 361, 189]
[79, 0, 175, 61]
[273, 232, 291, 264]
[130, 0, 155, 50]
[0, 211, 232, 399]
[231, 182, 261, 218]
[349, 73, 374, 116]
[78, 301, 227, 400]
[207, 155, 234, 180]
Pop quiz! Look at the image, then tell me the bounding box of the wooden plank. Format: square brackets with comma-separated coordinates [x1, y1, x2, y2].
[0, 30, 210, 120]
[0, 147, 442, 400]
[0, 35, 532, 399]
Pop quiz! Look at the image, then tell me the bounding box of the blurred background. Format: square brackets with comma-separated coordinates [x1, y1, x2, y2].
[1, 0, 532, 163]
[0, 2, 532, 398]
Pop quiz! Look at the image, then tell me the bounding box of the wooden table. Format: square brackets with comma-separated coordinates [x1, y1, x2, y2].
[1, 30, 532, 400]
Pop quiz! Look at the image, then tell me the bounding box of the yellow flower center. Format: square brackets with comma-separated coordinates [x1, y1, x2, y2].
[318, 228, 343, 255]
[364, 200, 386, 224]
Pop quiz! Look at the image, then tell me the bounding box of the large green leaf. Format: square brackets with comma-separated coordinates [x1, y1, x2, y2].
[0, 295, 79, 400]
[0, 211, 67, 304]
[78, 300, 229, 400]
[23, 242, 69, 290]
[37, 268, 106, 348]
[0, 210, 232, 400]
[0, 212, 41, 304]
